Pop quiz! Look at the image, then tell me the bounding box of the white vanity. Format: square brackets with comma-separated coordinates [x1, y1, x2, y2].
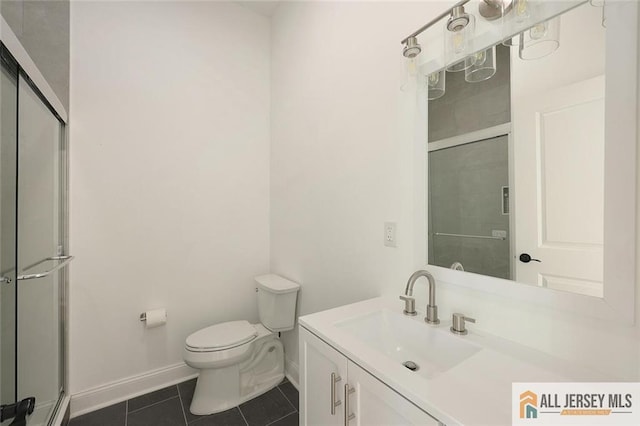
[298, 296, 604, 425]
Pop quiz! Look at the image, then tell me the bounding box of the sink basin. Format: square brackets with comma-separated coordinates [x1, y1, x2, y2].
[335, 309, 481, 378]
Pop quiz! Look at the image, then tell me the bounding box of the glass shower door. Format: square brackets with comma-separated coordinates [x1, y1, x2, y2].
[16, 74, 65, 425]
[0, 45, 19, 426]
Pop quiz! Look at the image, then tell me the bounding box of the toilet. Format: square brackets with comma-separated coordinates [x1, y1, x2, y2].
[183, 274, 300, 415]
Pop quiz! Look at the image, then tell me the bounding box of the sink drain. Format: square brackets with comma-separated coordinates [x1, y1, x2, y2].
[402, 361, 419, 371]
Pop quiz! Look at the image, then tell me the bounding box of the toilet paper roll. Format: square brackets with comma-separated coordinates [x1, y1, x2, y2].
[144, 308, 167, 328]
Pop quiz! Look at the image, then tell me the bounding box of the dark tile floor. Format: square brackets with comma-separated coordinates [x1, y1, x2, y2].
[69, 377, 299, 426]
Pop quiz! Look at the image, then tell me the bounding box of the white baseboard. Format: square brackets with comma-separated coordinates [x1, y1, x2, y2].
[70, 362, 197, 418]
[285, 358, 299, 389]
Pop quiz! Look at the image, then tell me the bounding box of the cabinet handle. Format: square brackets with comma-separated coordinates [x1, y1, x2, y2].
[330, 373, 342, 415]
[344, 384, 355, 425]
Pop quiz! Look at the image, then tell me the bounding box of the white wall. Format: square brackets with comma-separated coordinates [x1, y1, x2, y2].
[271, 0, 640, 382]
[69, 0, 270, 396]
[270, 0, 446, 379]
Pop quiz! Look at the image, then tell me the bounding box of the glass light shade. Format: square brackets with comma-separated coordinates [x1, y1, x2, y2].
[445, 13, 476, 72]
[519, 17, 561, 60]
[513, 0, 535, 23]
[427, 70, 446, 100]
[504, 0, 538, 46]
[405, 57, 417, 77]
[465, 47, 497, 83]
[400, 57, 418, 92]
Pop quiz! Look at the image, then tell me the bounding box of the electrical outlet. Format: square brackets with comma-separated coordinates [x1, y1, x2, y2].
[384, 222, 397, 247]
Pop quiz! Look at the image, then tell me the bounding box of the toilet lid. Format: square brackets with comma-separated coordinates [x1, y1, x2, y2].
[186, 320, 258, 351]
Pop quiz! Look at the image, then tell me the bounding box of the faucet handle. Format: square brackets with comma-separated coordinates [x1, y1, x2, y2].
[399, 295, 417, 316]
[450, 312, 475, 335]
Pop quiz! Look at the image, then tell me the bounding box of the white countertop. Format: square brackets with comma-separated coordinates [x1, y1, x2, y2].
[299, 296, 605, 426]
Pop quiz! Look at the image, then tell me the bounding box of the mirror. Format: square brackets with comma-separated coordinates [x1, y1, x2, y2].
[427, 2, 606, 297]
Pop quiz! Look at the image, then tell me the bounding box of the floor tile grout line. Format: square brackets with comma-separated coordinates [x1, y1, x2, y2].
[264, 411, 297, 426]
[125, 400, 128, 426]
[276, 385, 297, 412]
[176, 384, 189, 425]
[237, 405, 250, 426]
[127, 395, 180, 415]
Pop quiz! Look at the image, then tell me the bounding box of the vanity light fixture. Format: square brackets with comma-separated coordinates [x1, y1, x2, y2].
[447, 5, 471, 31]
[403, 36, 422, 58]
[518, 17, 561, 60]
[479, 0, 513, 21]
[401, 0, 566, 94]
[465, 46, 497, 82]
[445, 5, 476, 72]
[401, 36, 421, 90]
[400, 0, 473, 66]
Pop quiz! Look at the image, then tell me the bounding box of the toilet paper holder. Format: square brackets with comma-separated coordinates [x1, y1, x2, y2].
[139, 309, 167, 327]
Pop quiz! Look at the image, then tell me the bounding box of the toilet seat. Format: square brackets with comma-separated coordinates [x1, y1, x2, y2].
[186, 320, 258, 352]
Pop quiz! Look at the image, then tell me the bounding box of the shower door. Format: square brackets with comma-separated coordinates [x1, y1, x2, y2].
[1, 44, 19, 426]
[428, 136, 511, 279]
[16, 71, 66, 426]
[0, 42, 68, 426]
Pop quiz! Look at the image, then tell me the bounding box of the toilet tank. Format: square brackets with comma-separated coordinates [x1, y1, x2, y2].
[255, 274, 300, 332]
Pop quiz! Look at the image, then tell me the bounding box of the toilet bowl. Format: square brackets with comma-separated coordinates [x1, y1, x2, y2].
[183, 274, 300, 415]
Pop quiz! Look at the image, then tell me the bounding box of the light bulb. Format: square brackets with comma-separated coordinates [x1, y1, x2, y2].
[428, 72, 439, 87]
[530, 22, 548, 40]
[516, 0, 528, 15]
[474, 50, 487, 66]
[453, 31, 465, 54]
[514, 0, 531, 23]
[427, 70, 446, 100]
[400, 58, 417, 92]
[407, 58, 417, 77]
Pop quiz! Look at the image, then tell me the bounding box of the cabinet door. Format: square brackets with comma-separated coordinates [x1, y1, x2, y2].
[299, 327, 348, 426]
[346, 361, 442, 426]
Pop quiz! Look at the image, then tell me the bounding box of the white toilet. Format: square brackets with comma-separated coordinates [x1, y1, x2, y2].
[183, 274, 300, 415]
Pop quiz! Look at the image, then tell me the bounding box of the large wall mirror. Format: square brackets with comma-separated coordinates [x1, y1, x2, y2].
[419, 0, 637, 321]
[428, 1, 604, 296]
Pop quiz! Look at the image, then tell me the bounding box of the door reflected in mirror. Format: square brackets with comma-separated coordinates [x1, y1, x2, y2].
[427, 2, 605, 297]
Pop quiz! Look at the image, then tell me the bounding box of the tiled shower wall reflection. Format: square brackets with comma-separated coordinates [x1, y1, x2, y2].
[428, 138, 510, 279]
[427, 45, 511, 279]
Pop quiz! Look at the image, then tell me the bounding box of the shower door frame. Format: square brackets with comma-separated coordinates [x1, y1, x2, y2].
[1, 16, 70, 426]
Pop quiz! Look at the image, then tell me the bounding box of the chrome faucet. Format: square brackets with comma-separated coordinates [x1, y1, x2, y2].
[401, 270, 440, 324]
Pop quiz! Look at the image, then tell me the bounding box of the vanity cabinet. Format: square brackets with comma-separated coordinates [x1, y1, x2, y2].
[300, 326, 442, 426]
[299, 326, 348, 425]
